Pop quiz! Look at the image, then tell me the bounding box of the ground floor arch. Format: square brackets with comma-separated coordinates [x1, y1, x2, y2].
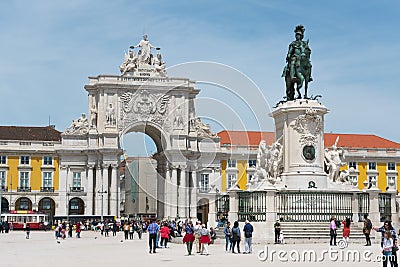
[197, 198, 209, 224]
[69, 197, 85, 215]
[15, 197, 32, 211]
[39, 197, 56, 223]
[1, 197, 9, 213]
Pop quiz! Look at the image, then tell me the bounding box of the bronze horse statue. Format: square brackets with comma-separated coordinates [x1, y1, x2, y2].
[282, 40, 313, 101]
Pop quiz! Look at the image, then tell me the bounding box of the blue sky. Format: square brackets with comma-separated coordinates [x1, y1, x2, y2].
[0, 0, 399, 155]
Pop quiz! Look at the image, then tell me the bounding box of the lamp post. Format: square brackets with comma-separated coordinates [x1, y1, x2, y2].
[98, 184, 107, 222]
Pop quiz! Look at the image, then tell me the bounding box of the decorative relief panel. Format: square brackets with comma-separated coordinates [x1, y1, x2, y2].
[291, 108, 322, 146]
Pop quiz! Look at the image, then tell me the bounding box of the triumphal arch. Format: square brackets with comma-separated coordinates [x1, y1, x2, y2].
[58, 35, 220, 220]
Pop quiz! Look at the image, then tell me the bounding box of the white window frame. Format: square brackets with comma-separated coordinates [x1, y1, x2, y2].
[387, 176, 396, 188]
[19, 171, 30, 188]
[70, 199, 80, 210]
[42, 198, 51, 210]
[72, 172, 82, 188]
[388, 162, 396, 171]
[368, 162, 376, 170]
[43, 156, 53, 166]
[0, 171, 6, 188]
[20, 156, 30, 165]
[0, 155, 6, 165]
[227, 159, 236, 168]
[227, 173, 236, 189]
[42, 172, 53, 187]
[348, 161, 357, 170]
[200, 173, 209, 192]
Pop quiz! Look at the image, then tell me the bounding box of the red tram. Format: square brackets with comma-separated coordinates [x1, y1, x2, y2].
[0, 211, 49, 230]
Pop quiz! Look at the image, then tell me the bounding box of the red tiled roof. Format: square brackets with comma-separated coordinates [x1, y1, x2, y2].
[218, 130, 400, 149]
[0, 126, 61, 142]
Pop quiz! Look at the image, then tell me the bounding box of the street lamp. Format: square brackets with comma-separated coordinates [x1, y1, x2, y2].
[98, 184, 107, 222]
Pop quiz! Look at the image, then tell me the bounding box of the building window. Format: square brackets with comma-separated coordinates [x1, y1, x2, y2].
[368, 176, 376, 187]
[43, 172, 52, 187]
[19, 198, 29, 210]
[368, 162, 376, 170]
[20, 156, 30, 165]
[0, 156, 6, 164]
[70, 199, 79, 210]
[349, 162, 357, 170]
[227, 174, 236, 189]
[388, 176, 396, 187]
[0, 171, 6, 189]
[200, 174, 209, 192]
[42, 199, 51, 210]
[227, 159, 236, 168]
[73, 172, 81, 188]
[248, 160, 257, 168]
[20, 172, 29, 188]
[43, 156, 53, 166]
[388, 162, 396, 171]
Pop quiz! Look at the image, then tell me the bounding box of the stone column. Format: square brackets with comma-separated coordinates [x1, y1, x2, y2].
[110, 164, 119, 217]
[178, 166, 187, 219]
[351, 190, 360, 224]
[86, 165, 94, 215]
[58, 165, 68, 216]
[387, 189, 398, 230]
[164, 166, 171, 219]
[265, 188, 277, 243]
[190, 169, 198, 221]
[367, 188, 381, 228]
[207, 191, 217, 228]
[95, 165, 102, 215]
[171, 167, 178, 219]
[228, 188, 239, 222]
[102, 164, 110, 216]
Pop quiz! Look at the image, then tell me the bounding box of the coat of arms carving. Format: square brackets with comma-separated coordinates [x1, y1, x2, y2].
[291, 108, 322, 146]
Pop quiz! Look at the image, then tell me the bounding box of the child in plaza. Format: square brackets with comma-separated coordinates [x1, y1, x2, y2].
[199, 224, 211, 255]
[279, 231, 284, 244]
[182, 221, 195, 255]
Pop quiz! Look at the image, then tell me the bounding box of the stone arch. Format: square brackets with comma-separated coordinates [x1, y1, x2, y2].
[15, 197, 33, 211]
[120, 120, 170, 153]
[69, 197, 85, 215]
[1, 197, 9, 213]
[38, 197, 56, 223]
[197, 198, 210, 224]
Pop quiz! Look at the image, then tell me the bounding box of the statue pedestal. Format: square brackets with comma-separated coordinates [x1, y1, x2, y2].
[271, 99, 329, 189]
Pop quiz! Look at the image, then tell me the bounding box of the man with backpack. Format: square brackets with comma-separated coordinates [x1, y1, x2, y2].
[243, 220, 254, 254]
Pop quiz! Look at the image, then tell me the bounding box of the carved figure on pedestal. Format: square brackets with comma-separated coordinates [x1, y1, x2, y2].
[153, 53, 167, 76]
[173, 106, 184, 129]
[90, 104, 97, 128]
[130, 34, 160, 65]
[254, 137, 283, 184]
[282, 25, 313, 100]
[120, 50, 138, 75]
[65, 113, 89, 135]
[324, 137, 346, 182]
[106, 103, 116, 126]
[194, 118, 217, 138]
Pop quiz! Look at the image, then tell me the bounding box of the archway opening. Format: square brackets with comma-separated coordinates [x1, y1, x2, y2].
[69, 197, 84, 215]
[15, 197, 32, 211]
[197, 198, 209, 224]
[1, 197, 9, 213]
[39, 197, 56, 223]
[121, 124, 165, 220]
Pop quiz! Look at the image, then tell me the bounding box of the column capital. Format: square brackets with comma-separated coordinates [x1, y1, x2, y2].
[87, 164, 95, 169]
[111, 163, 119, 169]
[61, 165, 68, 170]
[102, 163, 110, 169]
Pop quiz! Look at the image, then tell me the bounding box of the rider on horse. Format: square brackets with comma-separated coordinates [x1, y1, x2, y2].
[282, 25, 313, 100]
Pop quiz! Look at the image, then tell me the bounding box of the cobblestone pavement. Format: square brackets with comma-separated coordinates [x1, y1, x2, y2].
[0, 231, 389, 266]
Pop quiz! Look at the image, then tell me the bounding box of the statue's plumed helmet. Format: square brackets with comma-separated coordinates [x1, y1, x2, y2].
[294, 25, 305, 36]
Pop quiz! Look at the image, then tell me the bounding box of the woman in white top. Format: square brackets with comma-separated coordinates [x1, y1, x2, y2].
[382, 231, 393, 267]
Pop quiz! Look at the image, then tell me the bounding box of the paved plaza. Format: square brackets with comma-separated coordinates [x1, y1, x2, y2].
[0, 231, 390, 267]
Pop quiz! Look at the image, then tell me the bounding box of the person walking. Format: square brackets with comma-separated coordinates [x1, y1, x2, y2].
[243, 219, 254, 254]
[104, 220, 110, 237]
[112, 221, 117, 237]
[374, 221, 398, 267]
[231, 221, 241, 254]
[224, 222, 232, 252]
[199, 224, 211, 255]
[274, 220, 281, 244]
[329, 216, 337, 246]
[382, 231, 394, 267]
[25, 224, 30, 239]
[123, 222, 129, 240]
[136, 221, 143, 240]
[129, 223, 134, 240]
[363, 214, 372, 246]
[342, 217, 351, 243]
[76, 222, 81, 238]
[160, 223, 170, 248]
[183, 221, 196, 256]
[148, 219, 160, 254]
[194, 221, 202, 253]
